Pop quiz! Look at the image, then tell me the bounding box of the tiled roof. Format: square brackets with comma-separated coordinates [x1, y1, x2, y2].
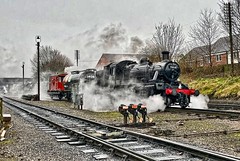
[186, 35, 240, 57]
[96, 53, 147, 68]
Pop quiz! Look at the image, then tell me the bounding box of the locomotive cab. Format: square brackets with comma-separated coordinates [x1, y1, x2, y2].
[47, 73, 71, 100]
[130, 57, 154, 83]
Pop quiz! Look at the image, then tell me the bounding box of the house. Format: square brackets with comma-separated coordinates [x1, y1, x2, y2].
[185, 35, 240, 67]
[95, 53, 147, 69]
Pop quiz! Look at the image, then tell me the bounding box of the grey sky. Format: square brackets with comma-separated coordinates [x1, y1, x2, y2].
[0, 0, 220, 78]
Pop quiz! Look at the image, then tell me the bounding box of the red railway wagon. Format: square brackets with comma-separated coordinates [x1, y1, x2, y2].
[47, 73, 71, 100]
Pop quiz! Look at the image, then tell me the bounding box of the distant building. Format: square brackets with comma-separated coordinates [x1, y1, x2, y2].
[95, 53, 147, 69]
[0, 78, 33, 86]
[0, 77, 33, 94]
[185, 36, 240, 67]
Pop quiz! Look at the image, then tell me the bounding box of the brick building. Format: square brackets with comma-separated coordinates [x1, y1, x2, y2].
[185, 36, 240, 67]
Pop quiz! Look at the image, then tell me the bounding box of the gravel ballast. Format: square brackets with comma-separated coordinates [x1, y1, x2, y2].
[1, 98, 240, 160]
[0, 106, 115, 161]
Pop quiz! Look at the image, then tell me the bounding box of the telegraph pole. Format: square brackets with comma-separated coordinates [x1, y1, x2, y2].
[22, 62, 25, 92]
[224, 2, 234, 75]
[75, 50, 80, 66]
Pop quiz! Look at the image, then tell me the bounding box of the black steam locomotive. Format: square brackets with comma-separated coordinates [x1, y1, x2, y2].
[96, 51, 199, 108]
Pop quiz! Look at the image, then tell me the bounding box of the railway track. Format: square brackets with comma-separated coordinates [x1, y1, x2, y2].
[163, 106, 240, 138]
[165, 106, 240, 119]
[208, 101, 240, 110]
[3, 97, 240, 161]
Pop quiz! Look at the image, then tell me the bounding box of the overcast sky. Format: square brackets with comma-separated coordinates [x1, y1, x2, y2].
[0, 0, 221, 78]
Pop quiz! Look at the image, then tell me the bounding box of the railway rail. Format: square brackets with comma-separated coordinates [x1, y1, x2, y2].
[208, 101, 240, 110]
[3, 96, 240, 161]
[165, 106, 240, 118]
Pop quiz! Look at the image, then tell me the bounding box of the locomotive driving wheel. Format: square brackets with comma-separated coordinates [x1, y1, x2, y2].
[178, 92, 189, 109]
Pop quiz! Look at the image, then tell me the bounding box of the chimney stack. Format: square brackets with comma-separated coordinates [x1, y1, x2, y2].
[162, 51, 170, 60]
[75, 50, 80, 66]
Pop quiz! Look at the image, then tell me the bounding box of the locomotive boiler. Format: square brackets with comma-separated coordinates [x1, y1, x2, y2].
[96, 51, 199, 108]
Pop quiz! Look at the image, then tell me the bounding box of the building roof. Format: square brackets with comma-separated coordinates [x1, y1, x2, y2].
[95, 53, 147, 69]
[186, 35, 240, 59]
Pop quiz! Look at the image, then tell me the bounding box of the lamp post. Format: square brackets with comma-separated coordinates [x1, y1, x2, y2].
[22, 62, 25, 92]
[35, 36, 41, 101]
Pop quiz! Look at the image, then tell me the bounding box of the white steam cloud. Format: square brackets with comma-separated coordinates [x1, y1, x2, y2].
[80, 82, 209, 112]
[2, 80, 51, 101]
[0, 45, 19, 78]
[189, 94, 209, 109]
[79, 82, 166, 113]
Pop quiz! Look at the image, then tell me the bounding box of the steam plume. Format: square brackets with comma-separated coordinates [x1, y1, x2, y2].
[126, 36, 144, 53]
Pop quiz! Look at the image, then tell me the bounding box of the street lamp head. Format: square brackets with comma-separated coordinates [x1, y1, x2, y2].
[22, 61, 25, 68]
[35, 35, 41, 43]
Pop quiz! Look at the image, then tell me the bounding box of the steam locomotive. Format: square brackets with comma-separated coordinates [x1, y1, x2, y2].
[95, 51, 199, 108]
[47, 51, 199, 108]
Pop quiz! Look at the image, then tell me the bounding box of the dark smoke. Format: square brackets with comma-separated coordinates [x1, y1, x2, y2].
[127, 36, 144, 53]
[98, 23, 126, 50]
[60, 23, 145, 69]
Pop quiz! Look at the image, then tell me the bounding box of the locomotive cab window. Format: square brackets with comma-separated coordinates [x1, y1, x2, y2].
[58, 76, 65, 82]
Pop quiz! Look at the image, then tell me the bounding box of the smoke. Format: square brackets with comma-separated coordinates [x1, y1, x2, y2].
[31, 72, 54, 100]
[79, 80, 208, 112]
[2, 71, 52, 100]
[77, 82, 165, 113]
[32, 81, 51, 100]
[0, 45, 19, 77]
[98, 23, 126, 50]
[58, 22, 144, 69]
[189, 94, 209, 109]
[126, 36, 144, 53]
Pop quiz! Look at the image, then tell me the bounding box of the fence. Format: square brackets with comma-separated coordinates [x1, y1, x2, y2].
[0, 97, 2, 123]
[181, 63, 240, 78]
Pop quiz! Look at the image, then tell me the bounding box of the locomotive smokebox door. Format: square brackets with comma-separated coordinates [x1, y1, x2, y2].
[162, 51, 170, 60]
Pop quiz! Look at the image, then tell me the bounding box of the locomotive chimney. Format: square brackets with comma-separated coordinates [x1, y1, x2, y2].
[162, 51, 170, 60]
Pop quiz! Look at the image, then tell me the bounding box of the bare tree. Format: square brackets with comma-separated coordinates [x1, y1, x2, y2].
[140, 39, 161, 62]
[189, 8, 220, 66]
[152, 19, 185, 59]
[31, 46, 73, 80]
